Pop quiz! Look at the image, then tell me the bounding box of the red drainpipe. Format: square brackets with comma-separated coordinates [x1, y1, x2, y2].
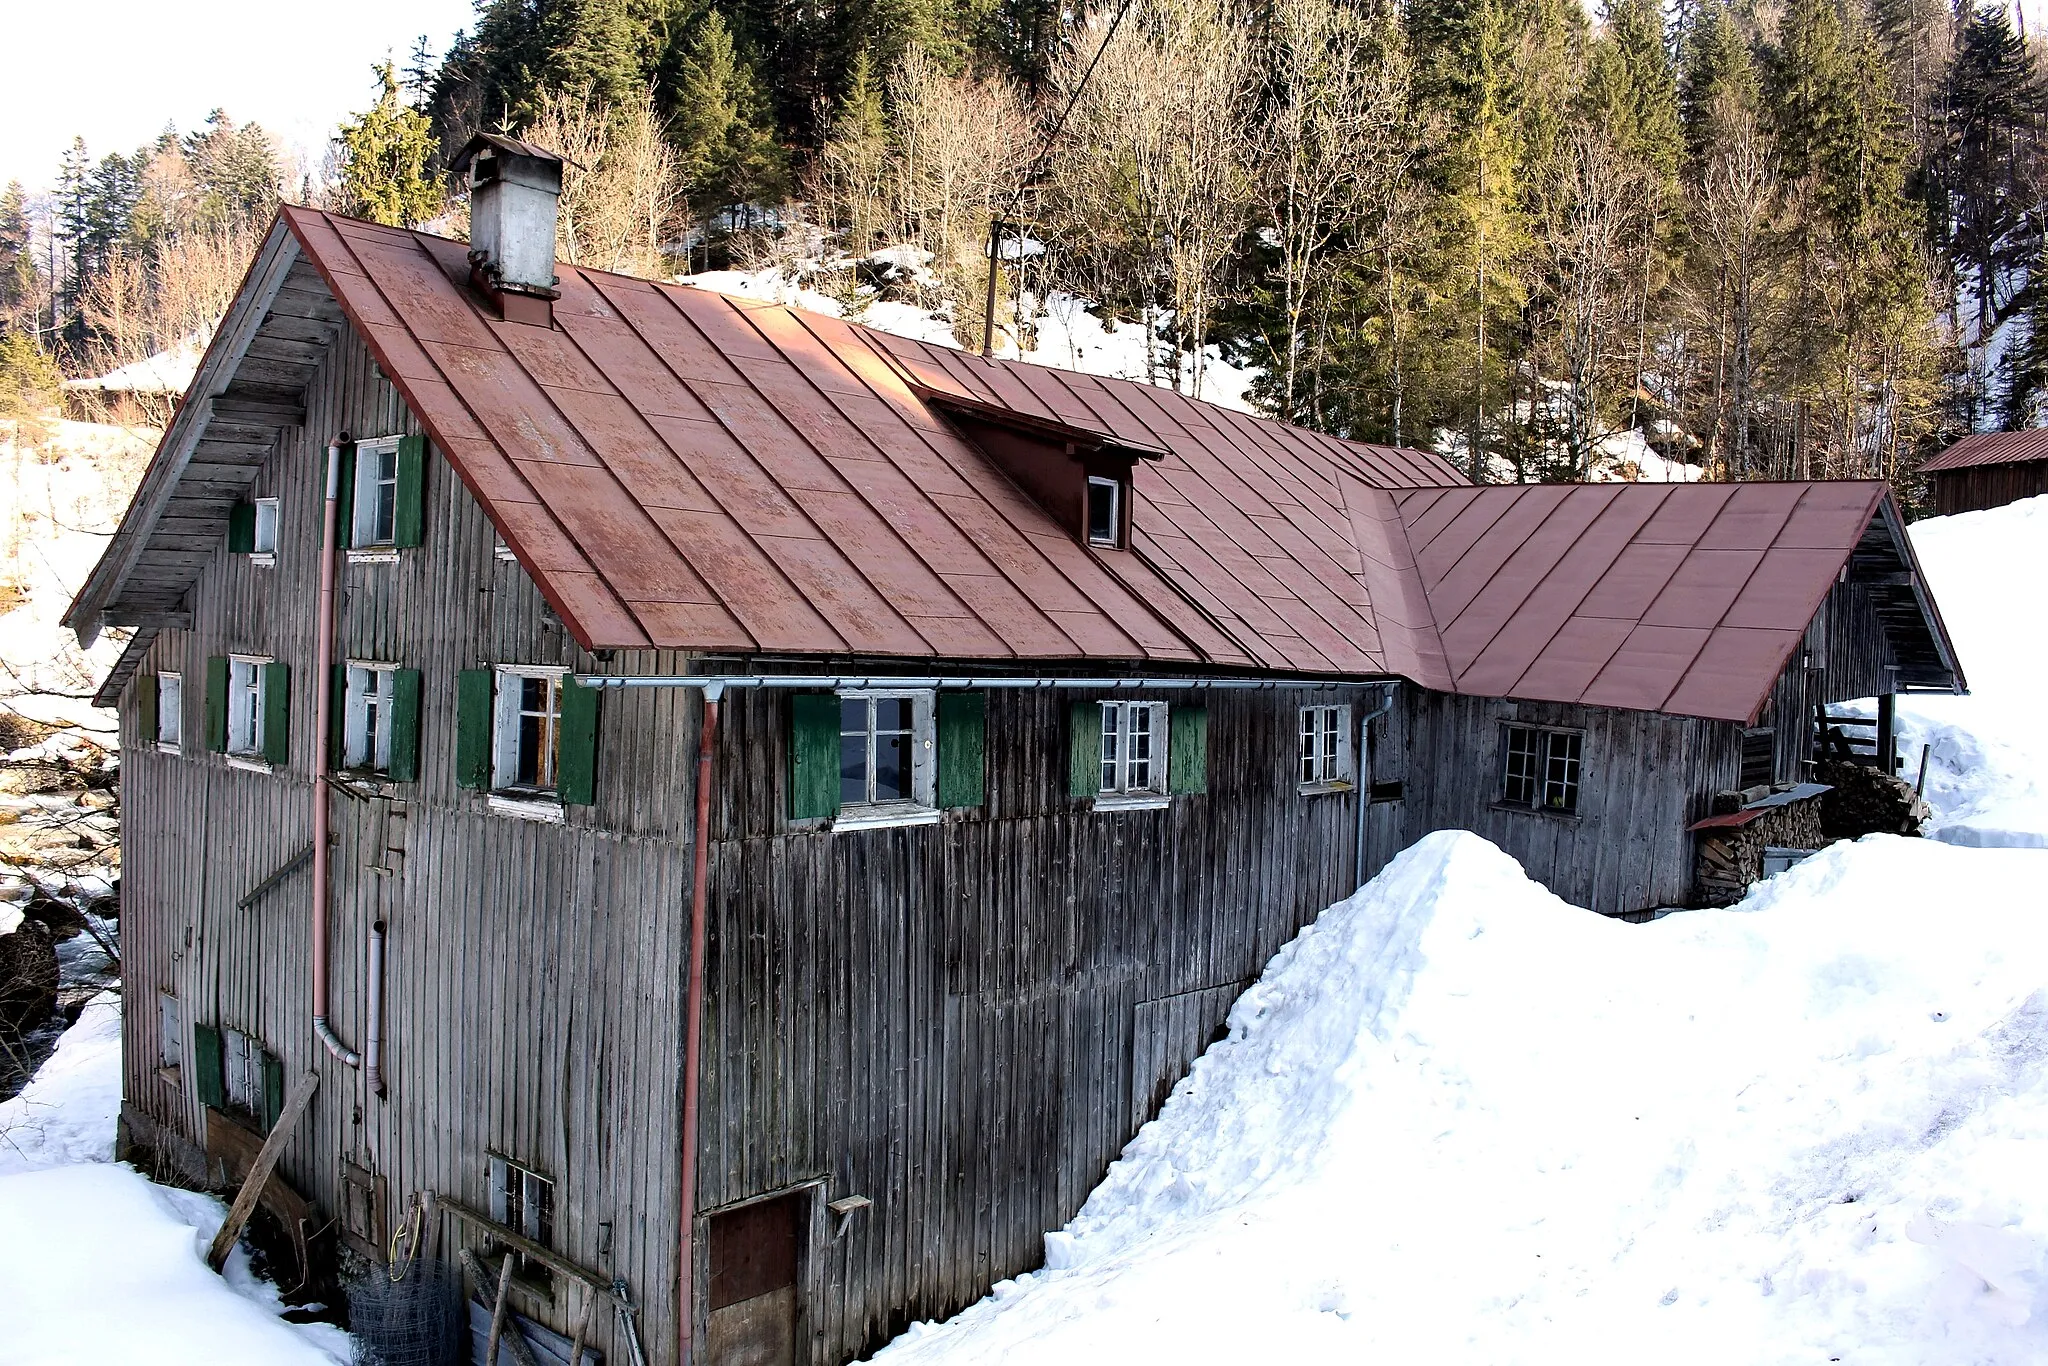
[677, 685, 720, 1366]
[313, 438, 361, 1072]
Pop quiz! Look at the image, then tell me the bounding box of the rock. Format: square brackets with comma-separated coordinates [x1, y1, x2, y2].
[0, 919, 59, 1033]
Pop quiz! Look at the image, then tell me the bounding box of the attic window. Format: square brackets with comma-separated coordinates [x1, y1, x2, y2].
[1087, 476, 1123, 548]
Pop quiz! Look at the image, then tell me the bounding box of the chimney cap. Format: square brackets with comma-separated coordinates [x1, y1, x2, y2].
[449, 132, 579, 174]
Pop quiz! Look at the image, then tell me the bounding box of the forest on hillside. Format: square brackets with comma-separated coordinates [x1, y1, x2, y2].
[5, 0, 2048, 491]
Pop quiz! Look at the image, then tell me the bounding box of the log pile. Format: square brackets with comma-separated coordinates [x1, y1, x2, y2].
[1694, 791, 1831, 907]
[1816, 760, 1931, 838]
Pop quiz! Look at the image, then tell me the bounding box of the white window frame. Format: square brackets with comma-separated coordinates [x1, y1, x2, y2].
[1500, 723, 1584, 815]
[158, 992, 182, 1074]
[226, 655, 270, 761]
[343, 663, 399, 773]
[156, 672, 183, 753]
[1097, 700, 1168, 810]
[1298, 704, 1354, 793]
[350, 435, 403, 557]
[1086, 475, 1123, 548]
[833, 688, 938, 831]
[490, 665, 566, 816]
[251, 497, 279, 566]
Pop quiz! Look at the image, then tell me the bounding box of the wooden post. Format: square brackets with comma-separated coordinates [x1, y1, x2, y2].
[1915, 742, 1932, 797]
[485, 1250, 515, 1366]
[205, 1070, 317, 1271]
[1877, 692, 1896, 773]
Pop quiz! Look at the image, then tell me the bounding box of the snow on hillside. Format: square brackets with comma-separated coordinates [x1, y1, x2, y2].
[1, 417, 155, 734]
[682, 267, 1264, 413]
[874, 832, 2048, 1365]
[1889, 495, 2048, 849]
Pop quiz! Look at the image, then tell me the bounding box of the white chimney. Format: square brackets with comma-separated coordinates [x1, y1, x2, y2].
[453, 134, 565, 326]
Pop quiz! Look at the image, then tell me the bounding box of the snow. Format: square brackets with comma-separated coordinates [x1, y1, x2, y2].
[0, 999, 350, 1364]
[0, 991, 122, 1174]
[62, 339, 203, 395]
[873, 831, 2048, 1364]
[1876, 495, 2048, 849]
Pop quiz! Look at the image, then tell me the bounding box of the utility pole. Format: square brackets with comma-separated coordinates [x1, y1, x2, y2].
[981, 219, 1005, 359]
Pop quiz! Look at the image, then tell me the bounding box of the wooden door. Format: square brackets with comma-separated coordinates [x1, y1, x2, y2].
[705, 1192, 804, 1366]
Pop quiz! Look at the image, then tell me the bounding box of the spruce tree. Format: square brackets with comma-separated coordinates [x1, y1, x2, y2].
[673, 12, 789, 223]
[334, 63, 446, 229]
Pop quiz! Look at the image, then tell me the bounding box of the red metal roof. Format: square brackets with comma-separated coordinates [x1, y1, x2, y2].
[68, 208, 1966, 724]
[1919, 429, 2048, 472]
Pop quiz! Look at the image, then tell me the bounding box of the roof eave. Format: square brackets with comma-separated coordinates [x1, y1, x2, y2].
[62, 215, 302, 649]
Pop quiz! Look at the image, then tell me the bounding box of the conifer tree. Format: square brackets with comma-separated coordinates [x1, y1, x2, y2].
[673, 11, 789, 223]
[334, 63, 446, 229]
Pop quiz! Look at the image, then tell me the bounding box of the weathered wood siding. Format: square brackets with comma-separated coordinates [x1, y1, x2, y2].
[1360, 691, 1736, 915]
[1930, 461, 2048, 516]
[1757, 575, 1900, 785]
[116, 325, 689, 1366]
[689, 680, 1366, 1363]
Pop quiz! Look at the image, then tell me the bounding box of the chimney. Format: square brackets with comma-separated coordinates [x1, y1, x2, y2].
[452, 134, 565, 326]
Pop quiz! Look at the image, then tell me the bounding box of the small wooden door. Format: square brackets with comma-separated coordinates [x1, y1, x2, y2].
[705, 1192, 805, 1366]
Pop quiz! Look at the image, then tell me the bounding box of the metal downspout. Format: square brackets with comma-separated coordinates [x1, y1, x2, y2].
[313, 439, 361, 1070]
[1354, 683, 1397, 891]
[677, 684, 721, 1366]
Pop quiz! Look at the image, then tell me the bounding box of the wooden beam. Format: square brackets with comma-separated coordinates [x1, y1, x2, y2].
[439, 1198, 630, 1306]
[102, 609, 193, 629]
[206, 1070, 318, 1271]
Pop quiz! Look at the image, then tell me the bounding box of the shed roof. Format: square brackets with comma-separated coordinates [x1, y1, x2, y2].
[67, 208, 1965, 723]
[1919, 429, 2048, 472]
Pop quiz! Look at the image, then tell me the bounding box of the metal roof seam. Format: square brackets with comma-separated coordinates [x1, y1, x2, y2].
[718, 301, 1066, 660]
[1412, 484, 1534, 591]
[622, 281, 936, 653]
[1435, 485, 1627, 677]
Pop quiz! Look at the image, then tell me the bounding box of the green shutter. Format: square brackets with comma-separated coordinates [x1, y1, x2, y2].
[329, 663, 349, 768]
[261, 663, 291, 767]
[455, 669, 494, 790]
[389, 668, 423, 782]
[137, 674, 158, 745]
[393, 434, 427, 548]
[333, 441, 357, 549]
[205, 657, 230, 753]
[1169, 705, 1208, 795]
[1069, 701, 1102, 798]
[557, 676, 597, 806]
[936, 692, 986, 809]
[789, 693, 841, 820]
[227, 502, 256, 554]
[194, 1024, 224, 1108]
[261, 1050, 285, 1133]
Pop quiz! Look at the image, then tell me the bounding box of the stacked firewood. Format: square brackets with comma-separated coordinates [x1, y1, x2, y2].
[1816, 761, 1930, 838]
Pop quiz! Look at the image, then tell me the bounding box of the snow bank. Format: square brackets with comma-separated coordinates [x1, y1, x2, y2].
[874, 831, 2048, 1365]
[1886, 494, 2048, 848]
[0, 990, 121, 1174]
[0, 997, 349, 1363]
[0, 1164, 350, 1364]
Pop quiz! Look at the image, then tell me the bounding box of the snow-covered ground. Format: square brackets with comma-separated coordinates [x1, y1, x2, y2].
[0, 997, 350, 1364]
[1887, 495, 2048, 849]
[876, 832, 2048, 1365]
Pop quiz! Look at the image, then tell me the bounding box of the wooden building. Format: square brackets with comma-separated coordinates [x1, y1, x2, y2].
[1920, 429, 2048, 516]
[66, 143, 1964, 1366]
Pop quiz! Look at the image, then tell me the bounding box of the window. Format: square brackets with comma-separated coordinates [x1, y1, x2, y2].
[222, 1026, 264, 1114]
[1740, 727, 1775, 789]
[1100, 701, 1167, 796]
[1086, 476, 1122, 547]
[252, 497, 279, 562]
[1299, 705, 1353, 790]
[489, 1154, 555, 1273]
[227, 657, 268, 758]
[158, 993, 182, 1072]
[838, 691, 935, 812]
[353, 438, 401, 547]
[156, 673, 182, 751]
[344, 665, 397, 772]
[1501, 724, 1582, 814]
[493, 667, 563, 795]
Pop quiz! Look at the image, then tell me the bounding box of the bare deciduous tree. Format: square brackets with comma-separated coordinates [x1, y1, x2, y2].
[525, 89, 686, 279]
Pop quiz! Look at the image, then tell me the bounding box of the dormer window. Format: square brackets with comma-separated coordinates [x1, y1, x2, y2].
[1087, 476, 1123, 548]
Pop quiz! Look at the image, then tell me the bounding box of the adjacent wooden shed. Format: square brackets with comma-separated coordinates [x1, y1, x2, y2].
[1920, 430, 2048, 516]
